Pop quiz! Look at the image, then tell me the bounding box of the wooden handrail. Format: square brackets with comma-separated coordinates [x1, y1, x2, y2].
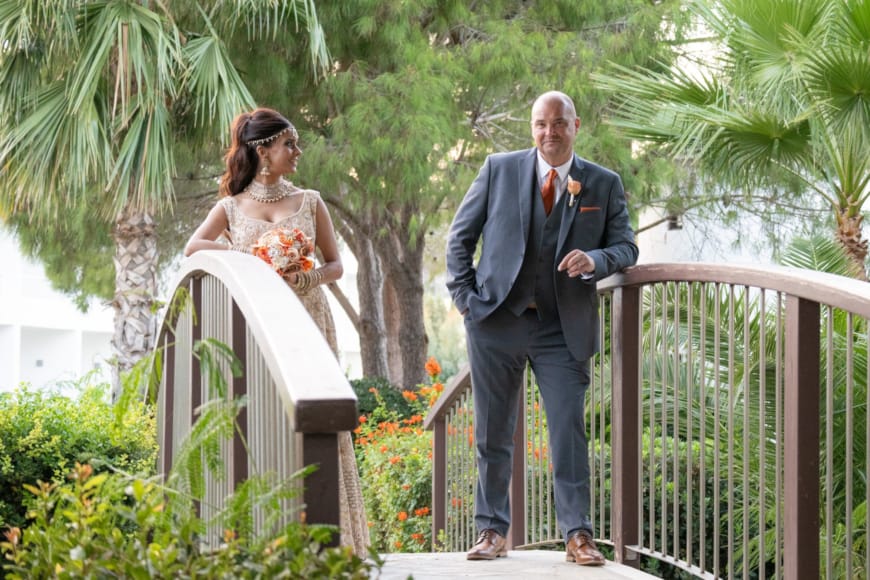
[154, 250, 358, 546]
[158, 250, 357, 432]
[426, 262, 870, 578]
[600, 262, 870, 317]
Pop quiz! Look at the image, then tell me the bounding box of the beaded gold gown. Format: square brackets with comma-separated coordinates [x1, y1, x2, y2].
[219, 187, 370, 555]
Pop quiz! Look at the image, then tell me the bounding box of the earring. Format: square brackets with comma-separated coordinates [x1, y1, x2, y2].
[259, 159, 271, 176]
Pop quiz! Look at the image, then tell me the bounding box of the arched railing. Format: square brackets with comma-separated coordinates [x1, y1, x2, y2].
[425, 262, 870, 579]
[154, 250, 357, 547]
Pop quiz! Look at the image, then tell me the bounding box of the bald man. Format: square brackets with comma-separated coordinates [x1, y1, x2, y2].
[446, 91, 638, 566]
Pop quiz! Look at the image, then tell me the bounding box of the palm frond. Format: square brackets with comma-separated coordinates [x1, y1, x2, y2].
[780, 235, 852, 275]
[109, 99, 176, 215]
[208, 0, 331, 78]
[805, 47, 870, 142]
[704, 107, 813, 176]
[595, 0, 866, 237]
[0, 0, 78, 60]
[592, 62, 726, 146]
[821, 125, 870, 209]
[717, 0, 832, 93]
[0, 81, 111, 216]
[69, 1, 182, 120]
[182, 31, 256, 139]
[0, 45, 41, 117]
[838, 0, 870, 48]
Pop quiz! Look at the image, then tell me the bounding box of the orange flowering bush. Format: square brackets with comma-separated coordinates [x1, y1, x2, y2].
[354, 360, 444, 553]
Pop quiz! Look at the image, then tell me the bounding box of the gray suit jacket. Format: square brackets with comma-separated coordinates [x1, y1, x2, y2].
[446, 147, 639, 361]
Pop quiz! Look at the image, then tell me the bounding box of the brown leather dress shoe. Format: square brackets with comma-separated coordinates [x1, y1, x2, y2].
[466, 529, 508, 560]
[565, 530, 605, 566]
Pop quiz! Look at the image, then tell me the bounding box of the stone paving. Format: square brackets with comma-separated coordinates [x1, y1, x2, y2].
[373, 550, 660, 579]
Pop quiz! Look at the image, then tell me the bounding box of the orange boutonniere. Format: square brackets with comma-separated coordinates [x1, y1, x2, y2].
[567, 176, 582, 207]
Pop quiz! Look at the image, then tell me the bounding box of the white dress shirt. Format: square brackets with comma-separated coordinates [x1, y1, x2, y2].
[536, 153, 594, 279]
[536, 154, 573, 205]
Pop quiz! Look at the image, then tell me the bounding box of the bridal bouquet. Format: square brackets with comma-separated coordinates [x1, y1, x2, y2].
[252, 228, 316, 276]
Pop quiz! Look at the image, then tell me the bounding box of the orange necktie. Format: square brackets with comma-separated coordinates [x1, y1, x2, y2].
[542, 168, 557, 216]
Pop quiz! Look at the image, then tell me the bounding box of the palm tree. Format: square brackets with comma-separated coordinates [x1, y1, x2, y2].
[0, 1, 328, 391]
[594, 0, 870, 278]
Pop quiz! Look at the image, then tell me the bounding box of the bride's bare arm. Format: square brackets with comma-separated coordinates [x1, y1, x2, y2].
[184, 204, 231, 256]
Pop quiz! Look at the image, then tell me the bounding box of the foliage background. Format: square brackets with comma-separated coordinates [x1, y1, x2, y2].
[0, 381, 157, 529]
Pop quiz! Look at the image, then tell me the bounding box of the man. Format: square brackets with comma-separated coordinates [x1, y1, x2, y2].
[445, 91, 638, 566]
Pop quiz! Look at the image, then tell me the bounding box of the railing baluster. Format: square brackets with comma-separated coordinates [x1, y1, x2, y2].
[727, 284, 735, 580]
[743, 285, 750, 580]
[845, 313, 854, 578]
[774, 292, 785, 578]
[673, 283, 680, 563]
[825, 306, 834, 580]
[161, 331, 175, 476]
[758, 290, 767, 580]
[866, 322, 869, 579]
[231, 300, 248, 487]
[712, 283, 722, 574]
[660, 284, 667, 558]
[686, 283, 694, 569]
[699, 282, 707, 574]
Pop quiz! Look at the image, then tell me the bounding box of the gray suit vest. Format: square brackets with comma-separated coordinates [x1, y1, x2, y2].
[503, 178, 566, 320]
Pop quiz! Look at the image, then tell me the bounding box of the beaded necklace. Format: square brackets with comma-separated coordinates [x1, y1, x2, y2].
[245, 179, 292, 203]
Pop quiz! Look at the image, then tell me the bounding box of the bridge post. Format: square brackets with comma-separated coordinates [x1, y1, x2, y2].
[784, 296, 820, 579]
[302, 434, 341, 547]
[611, 285, 640, 567]
[231, 300, 248, 487]
[431, 417, 447, 549]
[508, 378, 528, 549]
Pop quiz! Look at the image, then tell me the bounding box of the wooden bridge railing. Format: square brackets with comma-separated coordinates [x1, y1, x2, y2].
[153, 250, 357, 547]
[425, 262, 870, 579]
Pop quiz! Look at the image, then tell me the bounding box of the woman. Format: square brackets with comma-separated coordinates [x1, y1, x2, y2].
[185, 108, 369, 556]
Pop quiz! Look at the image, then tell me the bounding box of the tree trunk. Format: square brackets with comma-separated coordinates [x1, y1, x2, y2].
[382, 275, 403, 387]
[111, 208, 159, 399]
[835, 208, 868, 280]
[377, 232, 428, 389]
[355, 237, 390, 380]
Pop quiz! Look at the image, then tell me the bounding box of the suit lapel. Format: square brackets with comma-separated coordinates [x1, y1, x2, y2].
[557, 155, 586, 253]
[518, 149, 536, 248]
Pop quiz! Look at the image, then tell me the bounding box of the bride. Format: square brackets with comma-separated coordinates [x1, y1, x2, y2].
[185, 107, 370, 556]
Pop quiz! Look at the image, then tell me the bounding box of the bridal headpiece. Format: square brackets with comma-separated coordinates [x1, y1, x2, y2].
[247, 126, 297, 147]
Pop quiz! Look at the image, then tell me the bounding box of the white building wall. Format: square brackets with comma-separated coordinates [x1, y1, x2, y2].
[636, 207, 777, 266]
[0, 229, 114, 392]
[0, 325, 20, 388]
[326, 246, 363, 380]
[0, 226, 363, 393]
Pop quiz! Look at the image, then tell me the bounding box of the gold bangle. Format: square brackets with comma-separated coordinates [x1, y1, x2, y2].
[293, 271, 310, 293]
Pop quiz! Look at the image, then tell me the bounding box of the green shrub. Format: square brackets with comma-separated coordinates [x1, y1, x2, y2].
[1, 337, 378, 578]
[350, 376, 414, 417]
[0, 463, 376, 578]
[0, 381, 157, 529]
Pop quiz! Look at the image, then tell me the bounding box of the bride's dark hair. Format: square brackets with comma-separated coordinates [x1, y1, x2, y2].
[219, 108, 294, 197]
